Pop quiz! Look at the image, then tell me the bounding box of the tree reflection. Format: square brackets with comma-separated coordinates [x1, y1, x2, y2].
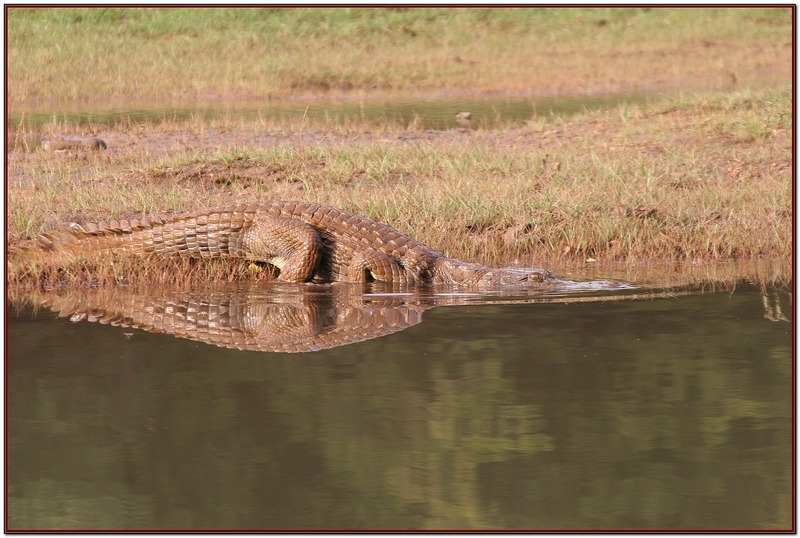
[6, 283, 792, 530]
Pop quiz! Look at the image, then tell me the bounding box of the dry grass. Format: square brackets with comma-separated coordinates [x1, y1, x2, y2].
[6, 87, 791, 287]
[7, 7, 792, 105]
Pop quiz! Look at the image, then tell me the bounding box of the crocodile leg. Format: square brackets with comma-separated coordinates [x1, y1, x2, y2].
[347, 249, 408, 283]
[243, 216, 323, 282]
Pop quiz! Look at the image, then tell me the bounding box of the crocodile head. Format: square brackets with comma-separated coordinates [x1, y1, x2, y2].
[486, 267, 634, 291]
[479, 266, 559, 287]
[434, 258, 557, 287]
[434, 258, 632, 291]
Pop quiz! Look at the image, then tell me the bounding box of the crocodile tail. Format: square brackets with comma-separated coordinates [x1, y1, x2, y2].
[7, 227, 86, 285]
[29, 208, 253, 259]
[8, 209, 255, 286]
[8, 226, 85, 262]
[10, 218, 162, 258]
[64, 217, 168, 256]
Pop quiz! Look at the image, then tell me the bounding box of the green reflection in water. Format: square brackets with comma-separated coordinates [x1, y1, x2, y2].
[6, 286, 792, 530]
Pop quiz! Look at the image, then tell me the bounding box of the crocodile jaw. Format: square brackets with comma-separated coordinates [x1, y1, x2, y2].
[434, 258, 556, 287]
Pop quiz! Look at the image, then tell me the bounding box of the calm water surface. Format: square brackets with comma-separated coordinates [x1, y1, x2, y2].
[6, 281, 792, 530]
[8, 91, 652, 131]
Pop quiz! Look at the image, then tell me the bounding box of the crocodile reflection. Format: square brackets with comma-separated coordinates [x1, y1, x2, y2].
[24, 282, 645, 353]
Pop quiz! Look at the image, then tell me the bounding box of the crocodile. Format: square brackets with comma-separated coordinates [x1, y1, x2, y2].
[23, 201, 561, 287]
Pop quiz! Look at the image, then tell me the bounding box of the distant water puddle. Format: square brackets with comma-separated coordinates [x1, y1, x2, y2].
[8, 91, 652, 130]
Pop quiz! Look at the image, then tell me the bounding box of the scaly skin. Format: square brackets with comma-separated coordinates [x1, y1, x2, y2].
[25, 281, 634, 354]
[25, 201, 558, 286]
[36, 284, 429, 353]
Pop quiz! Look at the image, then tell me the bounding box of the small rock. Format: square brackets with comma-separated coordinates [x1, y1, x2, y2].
[43, 137, 107, 152]
[455, 112, 473, 125]
[90, 138, 108, 151]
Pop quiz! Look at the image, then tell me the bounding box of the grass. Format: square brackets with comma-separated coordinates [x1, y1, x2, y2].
[5, 7, 793, 286]
[6, 87, 792, 287]
[6, 7, 793, 105]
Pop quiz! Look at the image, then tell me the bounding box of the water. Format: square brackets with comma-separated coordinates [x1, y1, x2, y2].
[4, 87, 792, 529]
[6, 282, 792, 530]
[7, 91, 652, 131]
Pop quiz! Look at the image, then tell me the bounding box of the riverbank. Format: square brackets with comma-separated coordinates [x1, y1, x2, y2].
[7, 87, 792, 287]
